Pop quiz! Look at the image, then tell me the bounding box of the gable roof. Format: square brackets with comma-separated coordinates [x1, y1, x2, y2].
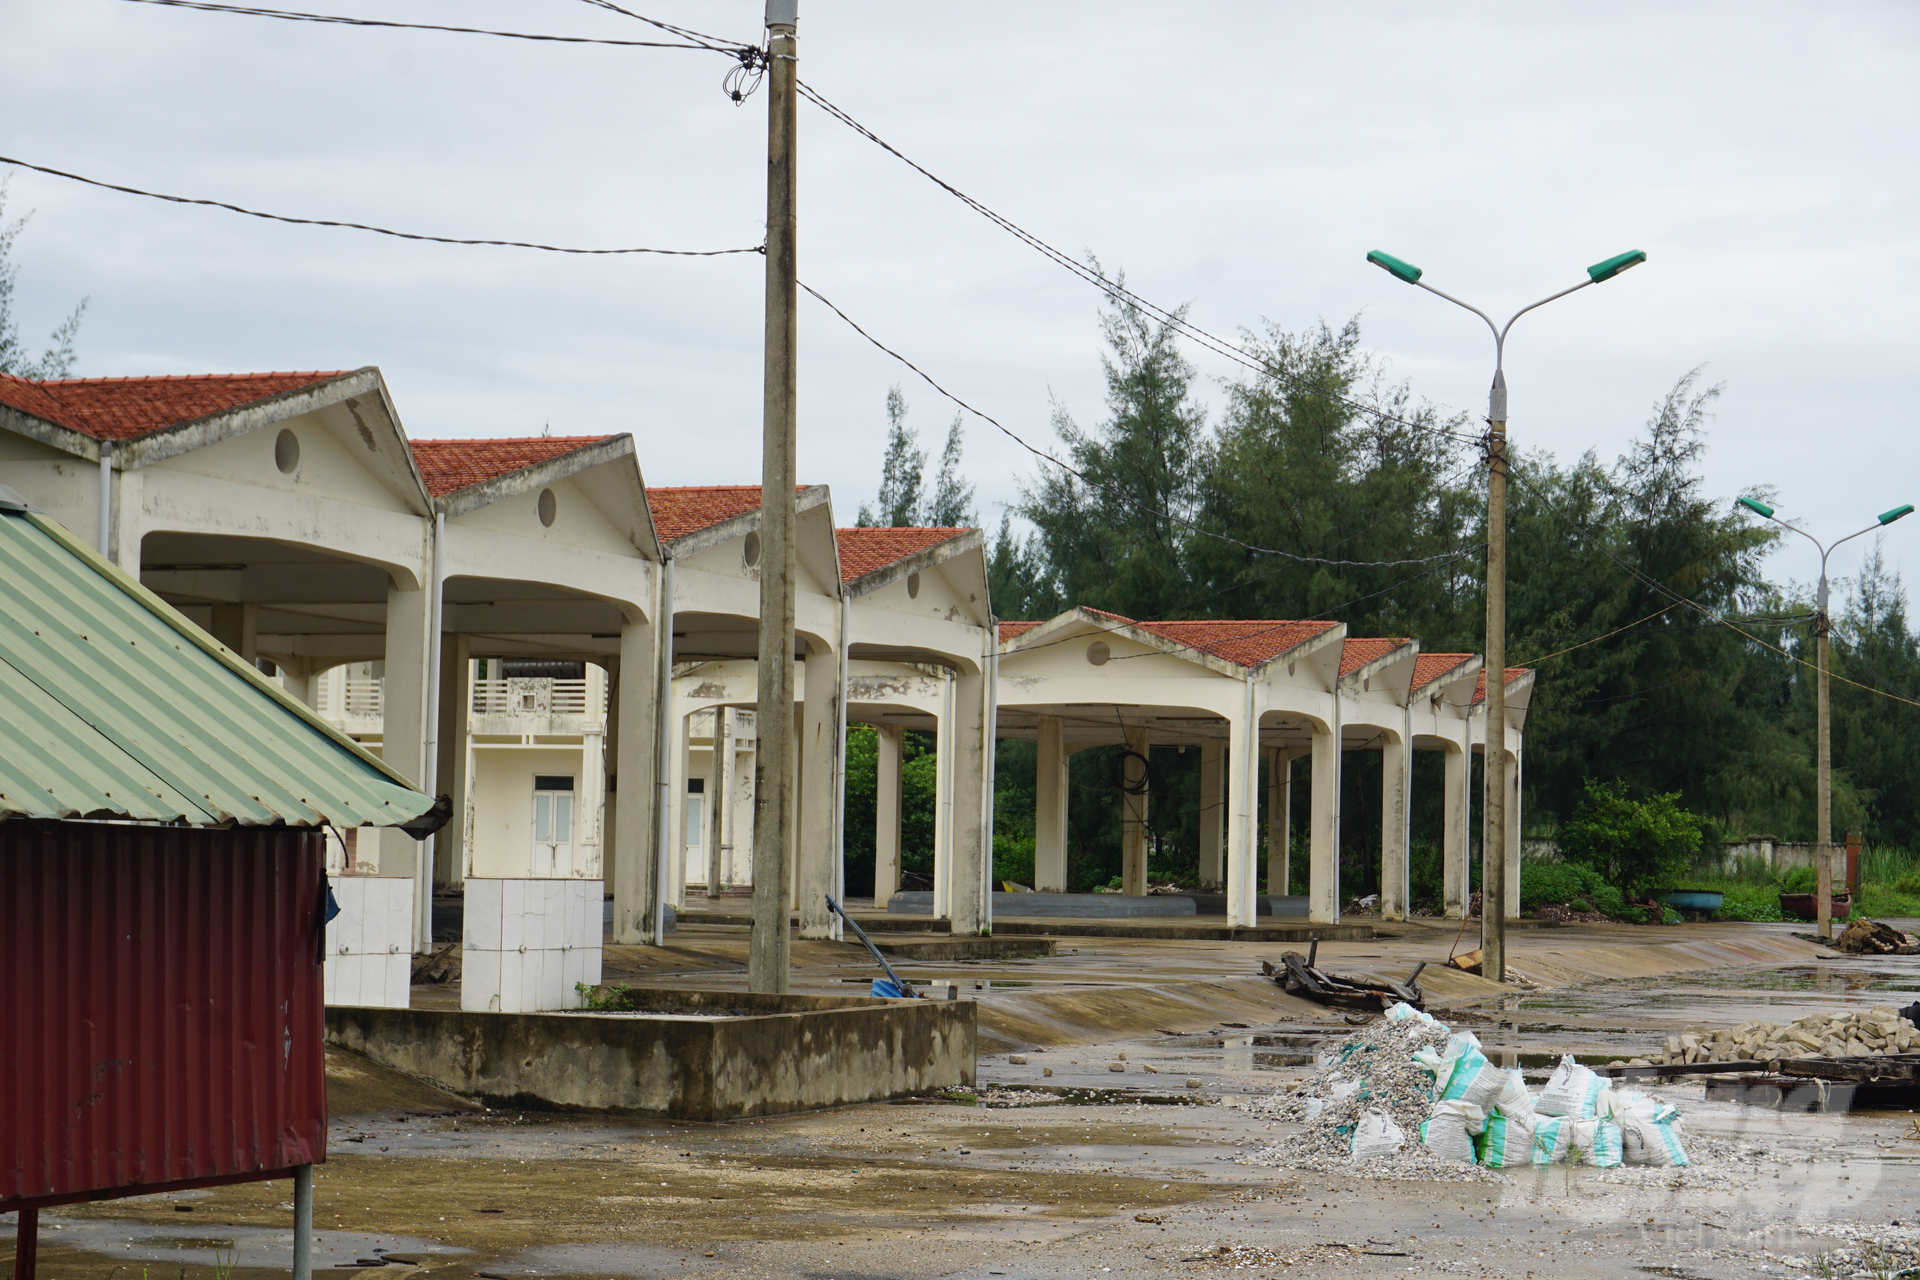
[999, 621, 1043, 643]
[1339, 637, 1411, 678]
[647, 485, 780, 544]
[1471, 667, 1533, 705]
[835, 527, 971, 583]
[0, 498, 436, 828]
[1137, 618, 1341, 669]
[412, 436, 615, 497]
[0, 371, 348, 441]
[1411, 653, 1477, 691]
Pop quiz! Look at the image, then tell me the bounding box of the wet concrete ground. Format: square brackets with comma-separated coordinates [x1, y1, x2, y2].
[14, 923, 1920, 1279]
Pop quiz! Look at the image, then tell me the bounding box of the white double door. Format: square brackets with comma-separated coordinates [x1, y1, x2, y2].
[531, 775, 575, 877]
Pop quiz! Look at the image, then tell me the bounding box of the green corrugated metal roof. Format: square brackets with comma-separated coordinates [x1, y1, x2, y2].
[0, 504, 436, 828]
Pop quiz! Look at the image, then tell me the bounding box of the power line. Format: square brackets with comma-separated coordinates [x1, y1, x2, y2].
[573, 0, 749, 52]
[801, 279, 1472, 572]
[117, 0, 740, 51]
[794, 79, 1484, 453]
[0, 154, 764, 257]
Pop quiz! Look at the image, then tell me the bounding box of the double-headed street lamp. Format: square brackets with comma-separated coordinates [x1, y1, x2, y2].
[1734, 497, 1914, 938]
[1367, 248, 1646, 982]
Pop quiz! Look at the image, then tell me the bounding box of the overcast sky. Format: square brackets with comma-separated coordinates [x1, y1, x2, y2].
[4, 1, 1917, 602]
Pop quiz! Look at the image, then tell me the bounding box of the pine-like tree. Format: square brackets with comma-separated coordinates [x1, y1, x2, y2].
[0, 182, 87, 378]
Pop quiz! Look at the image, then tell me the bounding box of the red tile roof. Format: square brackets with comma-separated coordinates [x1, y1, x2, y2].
[0, 371, 346, 441]
[644, 485, 821, 544]
[1411, 653, 1476, 691]
[1339, 637, 1411, 678]
[835, 527, 970, 582]
[1135, 618, 1340, 669]
[999, 620, 1043, 643]
[1471, 667, 1531, 705]
[411, 436, 613, 497]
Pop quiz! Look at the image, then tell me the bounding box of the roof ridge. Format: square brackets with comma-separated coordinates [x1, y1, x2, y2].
[3, 370, 346, 387]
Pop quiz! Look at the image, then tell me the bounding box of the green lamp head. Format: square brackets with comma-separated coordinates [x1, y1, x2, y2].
[1367, 251, 1423, 284]
[1736, 496, 1775, 519]
[1879, 504, 1915, 526]
[1587, 250, 1648, 283]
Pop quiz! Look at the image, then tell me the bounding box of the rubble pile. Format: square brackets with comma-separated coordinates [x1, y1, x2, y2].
[1609, 1003, 1920, 1068]
[1239, 1004, 1703, 1180]
[1828, 918, 1920, 955]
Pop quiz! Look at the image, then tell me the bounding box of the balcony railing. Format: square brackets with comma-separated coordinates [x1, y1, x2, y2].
[316, 678, 384, 721]
[471, 679, 600, 717]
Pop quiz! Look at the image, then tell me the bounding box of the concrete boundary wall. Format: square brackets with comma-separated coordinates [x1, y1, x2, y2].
[325, 988, 975, 1121]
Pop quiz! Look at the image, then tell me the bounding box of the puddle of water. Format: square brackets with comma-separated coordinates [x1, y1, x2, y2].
[0, 1217, 466, 1271]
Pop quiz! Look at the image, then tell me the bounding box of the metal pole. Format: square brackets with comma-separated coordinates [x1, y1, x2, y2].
[1816, 583, 1833, 940]
[14, 1207, 39, 1280]
[750, 0, 798, 994]
[293, 1165, 313, 1280]
[1480, 373, 1508, 983]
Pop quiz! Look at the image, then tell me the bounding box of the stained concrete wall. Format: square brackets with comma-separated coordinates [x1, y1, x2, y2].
[325, 988, 975, 1121]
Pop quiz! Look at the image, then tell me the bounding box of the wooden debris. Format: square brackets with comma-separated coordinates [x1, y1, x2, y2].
[1260, 952, 1423, 1011]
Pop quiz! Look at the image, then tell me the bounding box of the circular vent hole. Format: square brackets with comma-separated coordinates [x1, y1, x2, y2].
[274, 429, 300, 474]
[537, 488, 558, 527]
[743, 531, 761, 567]
[1086, 640, 1111, 666]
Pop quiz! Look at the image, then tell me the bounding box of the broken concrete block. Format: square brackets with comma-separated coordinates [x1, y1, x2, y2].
[1108, 1062, 1126, 1073]
[1008, 1055, 1028, 1065]
[1186, 1078, 1204, 1089]
[1042, 1067, 1053, 1077]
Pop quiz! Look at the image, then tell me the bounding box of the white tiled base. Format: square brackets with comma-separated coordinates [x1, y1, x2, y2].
[324, 876, 415, 1008]
[462, 879, 603, 1013]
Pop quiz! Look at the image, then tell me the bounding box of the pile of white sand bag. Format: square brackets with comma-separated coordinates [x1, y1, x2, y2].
[1382, 1004, 1690, 1168]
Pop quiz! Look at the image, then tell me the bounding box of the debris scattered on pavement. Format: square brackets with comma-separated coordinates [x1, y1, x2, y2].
[1608, 1005, 1920, 1068]
[1260, 947, 1422, 1011]
[1824, 918, 1920, 955]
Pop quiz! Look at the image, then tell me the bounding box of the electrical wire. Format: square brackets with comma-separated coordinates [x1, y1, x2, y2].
[0, 154, 764, 257]
[1516, 600, 1684, 666]
[1508, 465, 1920, 711]
[801, 279, 1471, 571]
[117, 0, 738, 50]
[573, 0, 748, 52]
[795, 80, 1484, 452]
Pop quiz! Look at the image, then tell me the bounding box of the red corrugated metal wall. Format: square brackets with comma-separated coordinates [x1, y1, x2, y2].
[0, 823, 327, 1209]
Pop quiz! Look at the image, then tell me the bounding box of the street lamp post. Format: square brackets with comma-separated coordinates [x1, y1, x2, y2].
[1734, 497, 1914, 939]
[1368, 248, 1646, 982]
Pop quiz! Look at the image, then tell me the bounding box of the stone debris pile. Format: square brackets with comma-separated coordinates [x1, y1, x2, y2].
[1609, 1003, 1920, 1068]
[1243, 1003, 1695, 1178]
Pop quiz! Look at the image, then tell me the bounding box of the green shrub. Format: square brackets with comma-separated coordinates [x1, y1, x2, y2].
[1559, 779, 1708, 900]
[1591, 884, 1626, 917]
[1661, 906, 1684, 926]
[1895, 869, 1920, 897]
[1617, 904, 1651, 925]
[1711, 886, 1786, 922]
[1520, 860, 1605, 911]
[1570, 897, 1594, 914]
[1776, 865, 1817, 895]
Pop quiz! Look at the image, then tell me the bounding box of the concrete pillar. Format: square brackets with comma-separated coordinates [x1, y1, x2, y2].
[933, 671, 954, 919]
[1308, 712, 1341, 924]
[708, 708, 731, 898]
[1381, 729, 1412, 922]
[798, 648, 841, 939]
[377, 584, 431, 921]
[602, 657, 621, 904]
[581, 664, 607, 885]
[670, 709, 692, 905]
[1265, 747, 1291, 896]
[1506, 746, 1522, 921]
[611, 616, 660, 943]
[1224, 708, 1259, 929]
[209, 602, 259, 662]
[947, 667, 990, 935]
[433, 636, 471, 889]
[1443, 746, 1470, 919]
[874, 723, 902, 905]
[275, 655, 315, 707]
[1121, 726, 1151, 896]
[1198, 737, 1225, 889]
[1033, 715, 1069, 893]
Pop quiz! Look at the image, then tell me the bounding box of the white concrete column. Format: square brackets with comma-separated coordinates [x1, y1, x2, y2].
[1121, 726, 1151, 896]
[670, 709, 693, 905]
[1381, 728, 1412, 922]
[580, 663, 607, 884]
[611, 617, 661, 943]
[209, 603, 259, 662]
[947, 667, 990, 935]
[1033, 715, 1069, 893]
[377, 583, 432, 930]
[1199, 737, 1225, 890]
[1308, 711, 1342, 924]
[1443, 746, 1470, 919]
[274, 655, 315, 707]
[1505, 745, 1522, 921]
[933, 671, 954, 919]
[433, 636, 471, 889]
[874, 723, 902, 905]
[1266, 748, 1295, 896]
[798, 648, 841, 939]
[1225, 701, 1259, 929]
[707, 708, 731, 898]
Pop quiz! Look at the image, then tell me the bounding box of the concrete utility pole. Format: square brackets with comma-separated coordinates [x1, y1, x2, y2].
[1734, 496, 1913, 940]
[750, 0, 798, 994]
[1367, 248, 1647, 984]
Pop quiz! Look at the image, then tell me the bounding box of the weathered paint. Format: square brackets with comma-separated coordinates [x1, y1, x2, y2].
[0, 822, 328, 1211]
[326, 989, 976, 1121]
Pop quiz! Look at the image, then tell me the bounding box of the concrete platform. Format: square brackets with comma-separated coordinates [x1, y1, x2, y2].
[886, 891, 1308, 918]
[326, 986, 975, 1121]
[864, 935, 1057, 961]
